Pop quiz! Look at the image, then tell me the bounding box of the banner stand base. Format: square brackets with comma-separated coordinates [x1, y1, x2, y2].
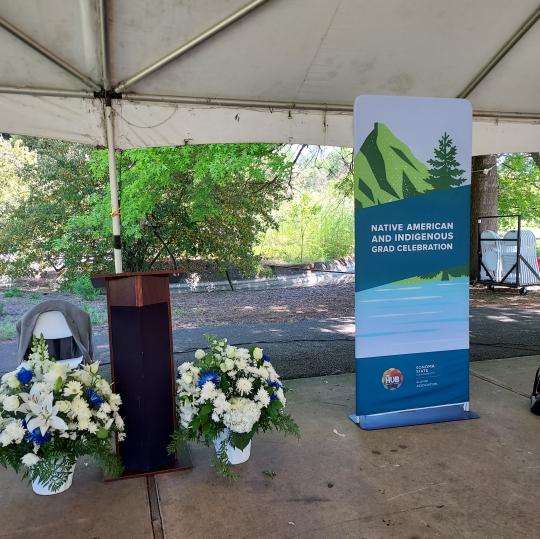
[349, 404, 479, 430]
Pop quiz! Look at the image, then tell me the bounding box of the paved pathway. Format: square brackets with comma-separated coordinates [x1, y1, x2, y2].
[2, 303, 540, 376]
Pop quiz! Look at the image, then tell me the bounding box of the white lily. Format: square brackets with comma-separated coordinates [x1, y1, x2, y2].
[25, 392, 68, 436]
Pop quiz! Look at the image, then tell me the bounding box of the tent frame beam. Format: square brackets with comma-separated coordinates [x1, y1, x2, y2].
[457, 5, 540, 98]
[105, 105, 123, 274]
[0, 15, 100, 91]
[97, 0, 110, 91]
[114, 0, 270, 93]
[99, 0, 123, 273]
[0, 86, 93, 98]
[1, 85, 540, 122]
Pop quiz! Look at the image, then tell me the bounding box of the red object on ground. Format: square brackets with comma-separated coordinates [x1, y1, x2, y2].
[537, 257, 540, 269]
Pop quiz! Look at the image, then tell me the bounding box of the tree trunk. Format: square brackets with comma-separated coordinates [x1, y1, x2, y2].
[470, 154, 498, 280]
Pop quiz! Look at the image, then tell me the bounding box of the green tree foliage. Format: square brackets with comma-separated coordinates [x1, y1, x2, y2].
[257, 187, 354, 264]
[427, 132, 466, 189]
[0, 140, 295, 279]
[0, 138, 34, 208]
[0, 137, 99, 278]
[323, 147, 353, 197]
[498, 153, 540, 228]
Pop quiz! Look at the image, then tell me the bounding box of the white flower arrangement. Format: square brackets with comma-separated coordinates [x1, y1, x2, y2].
[0, 336, 125, 492]
[169, 335, 299, 477]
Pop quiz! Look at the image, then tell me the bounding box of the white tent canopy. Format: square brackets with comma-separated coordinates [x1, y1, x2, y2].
[2, 0, 540, 272]
[1, 0, 540, 154]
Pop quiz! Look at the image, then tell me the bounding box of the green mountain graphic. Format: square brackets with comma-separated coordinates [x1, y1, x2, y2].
[354, 122, 432, 208]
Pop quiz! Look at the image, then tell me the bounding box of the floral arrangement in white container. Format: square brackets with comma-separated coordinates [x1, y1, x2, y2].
[169, 335, 299, 478]
[0, 336, 125, 495]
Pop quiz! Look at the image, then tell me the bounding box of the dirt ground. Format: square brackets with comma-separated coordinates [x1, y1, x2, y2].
[1, 281, 540, 341]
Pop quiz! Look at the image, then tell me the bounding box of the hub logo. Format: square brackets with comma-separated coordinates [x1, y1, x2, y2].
[382, 368, 403, 390]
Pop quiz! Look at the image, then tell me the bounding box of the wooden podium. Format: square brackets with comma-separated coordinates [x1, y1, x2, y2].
[95, 271, 191, 478]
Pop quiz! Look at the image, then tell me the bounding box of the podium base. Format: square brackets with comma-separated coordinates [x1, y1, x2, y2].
[107, 443, 192, 481]
[350, 403, 479, 430]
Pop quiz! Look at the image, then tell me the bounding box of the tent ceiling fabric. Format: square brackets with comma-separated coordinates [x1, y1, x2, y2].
[1, 0, 540, 154]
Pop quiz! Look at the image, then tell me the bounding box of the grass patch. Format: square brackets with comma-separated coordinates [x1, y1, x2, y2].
[81, 302, 107, 326]
[28, 292, 42, 302]
[3, 288, 24, 298]
[0, 321, 16, 340]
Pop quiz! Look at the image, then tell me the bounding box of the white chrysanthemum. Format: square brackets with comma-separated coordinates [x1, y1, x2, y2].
[2, 395, 19, 412]
[212, 391, 229, 416]
[236, 348, 250, 360]
[178, 362, 193, 374]
[194, 349, 205, 360]
[86, 422, 98, 434]
[223, 397, 261, 433]
[179, 403, 197, 427]
[276, 387, 286, 405]
[236, 378, 253, 396]
[99, 402, 112, 415]
[255, 387, 271, 408]
[108, 393, 122, 412]
[78, 418, 91, 431]
[0, 420, 26, 446]
[70, 396, 90, 418]
[253, 347, 263, 360]
[226, 346, 237, 358]
[21, 453, 40, 467]
[63, 380, 83, 397]
[118, 432, 126, 442]
[266, 365, 279, 382]
[71, 369, 93, 387]
[114, 414, 124, 430]
[200, 381, 217, 402]
[96, 378, 112, 398]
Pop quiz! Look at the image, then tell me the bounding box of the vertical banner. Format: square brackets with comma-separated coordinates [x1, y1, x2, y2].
[351, 96, 478, 429]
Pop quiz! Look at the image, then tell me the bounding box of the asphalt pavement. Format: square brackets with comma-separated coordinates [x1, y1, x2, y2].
[1, 304, 540, 376]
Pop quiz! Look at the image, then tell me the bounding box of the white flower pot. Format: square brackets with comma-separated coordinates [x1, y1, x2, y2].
[31, 463, 76, 496]
[214, 430, 252, 465]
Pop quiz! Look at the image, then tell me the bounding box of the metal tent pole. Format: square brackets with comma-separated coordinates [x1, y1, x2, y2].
[105, 105, 123, 273]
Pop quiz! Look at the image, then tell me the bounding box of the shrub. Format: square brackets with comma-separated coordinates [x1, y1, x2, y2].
[67, 275, 99, 301]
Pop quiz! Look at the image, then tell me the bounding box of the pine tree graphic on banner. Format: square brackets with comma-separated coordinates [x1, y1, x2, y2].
[427, 132, 466, 189]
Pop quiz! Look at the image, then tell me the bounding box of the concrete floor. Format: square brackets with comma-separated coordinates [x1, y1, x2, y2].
[1, 356, 539, 538]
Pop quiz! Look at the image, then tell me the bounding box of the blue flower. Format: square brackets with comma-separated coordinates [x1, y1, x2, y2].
[267, 379, 281, 389]
[198, 371, 220, 387]
[17, 367, 33, 385]
[270, 393, 278, 401]
[262, 354, 270, 363]
[87, 388, 105, 408]
[26, 428, 50, 446]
